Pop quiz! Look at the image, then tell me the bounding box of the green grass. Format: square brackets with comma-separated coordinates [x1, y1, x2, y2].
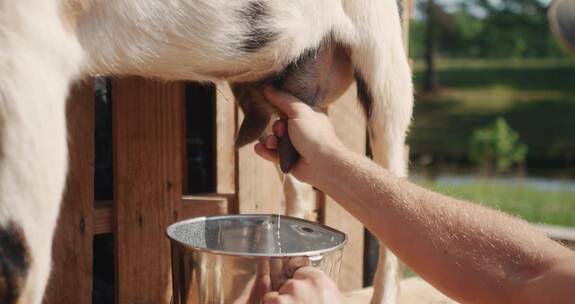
[408, 58, 575, 166]
[418, 180, 575, 227]
[393, 58, 575, 278]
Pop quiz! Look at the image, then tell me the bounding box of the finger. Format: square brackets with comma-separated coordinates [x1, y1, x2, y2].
[292, 267, 337, 290]
[264, 294, 296, 304]
[264, 86, 311, 118]
[270, 258, 286, 291]
[264, 134, 278, 150]
[263, 291, 281, 304]
[231, 276, 256, 304]
[277, 279, 303, 295]
[272, 119, 286, 138]
[284, 257, 310, 279]
[259, 274, 272, 294]
[292, 266, 324, 281]
[255, 143, 279, 163]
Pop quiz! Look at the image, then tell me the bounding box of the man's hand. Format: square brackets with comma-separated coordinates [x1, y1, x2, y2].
[262, 267, 342, 304]
[254, 87, 348, 184]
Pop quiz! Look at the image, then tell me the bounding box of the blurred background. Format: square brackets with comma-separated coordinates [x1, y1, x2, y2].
[407, 0, 575, 230]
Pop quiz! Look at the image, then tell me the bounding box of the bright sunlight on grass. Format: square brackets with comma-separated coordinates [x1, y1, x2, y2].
[408, 58, 575, 167]
[418, 180, 575, 227]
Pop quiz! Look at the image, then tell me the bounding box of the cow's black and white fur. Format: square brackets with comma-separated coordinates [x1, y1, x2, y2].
[0, 0, 413, 303]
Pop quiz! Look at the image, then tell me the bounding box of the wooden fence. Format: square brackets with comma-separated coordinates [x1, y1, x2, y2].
[44, 1, 413, 303]
[50, 2, 575, 302]
[43, 78, 366, 303]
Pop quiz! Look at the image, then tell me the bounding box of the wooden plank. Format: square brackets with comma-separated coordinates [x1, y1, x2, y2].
[215, 83, 237, 195]
[94, 196, 230, 234]
[344, 278, 456, 304]
[94, 200, 113, 235]
[323, 84, 366, 292]
[536, 223, 575, 250]
[236, 101, 284, 215]
[113, 78, 185, 304]
[180, 195, 230, 219]
[536, 223, 575, 242]
[44, 80, 95, 304]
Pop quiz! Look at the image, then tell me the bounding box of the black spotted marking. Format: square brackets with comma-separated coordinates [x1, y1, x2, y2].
[0, 222, 30, 304]
[397, 0, 404, 24]
[354, 70, 374, 119]
[239, 1, 277, 52]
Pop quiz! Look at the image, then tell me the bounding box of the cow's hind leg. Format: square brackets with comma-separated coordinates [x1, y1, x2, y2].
[0, 1, 82, 303]
[283, 175, 315, 220]
[343, 0, 414, 303]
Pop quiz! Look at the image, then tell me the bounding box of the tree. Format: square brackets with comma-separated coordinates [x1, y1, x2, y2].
[424, 0, 438, 91]
[473, 0, 565, 58]
[423, 0, 455, 92]
[410, 0, 567, 60]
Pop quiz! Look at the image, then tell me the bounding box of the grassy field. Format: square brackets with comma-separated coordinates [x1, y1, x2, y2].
[406, 59, 575, 279]
[408, 58, 575, 169]
[418, 180, 575, 227]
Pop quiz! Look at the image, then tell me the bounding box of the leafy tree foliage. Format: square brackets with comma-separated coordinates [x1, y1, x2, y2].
[410, 0, 568, 59]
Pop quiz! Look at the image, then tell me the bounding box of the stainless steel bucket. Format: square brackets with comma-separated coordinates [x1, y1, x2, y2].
[167, 214, 347, 304]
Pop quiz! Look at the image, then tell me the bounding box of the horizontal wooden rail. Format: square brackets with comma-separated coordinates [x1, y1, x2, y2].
[536, 223, 575, 250]
[93, 194, 231, 235]
[94, 200, 113, 235]
[180, 194, 231, 218]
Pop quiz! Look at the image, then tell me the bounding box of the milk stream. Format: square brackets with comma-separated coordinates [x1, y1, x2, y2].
[277, 214, 282, 253]
[277, 173, 287, 254]
[263, 179, 283, 253]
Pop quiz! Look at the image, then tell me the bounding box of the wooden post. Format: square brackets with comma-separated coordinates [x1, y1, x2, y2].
[215, 83, 237, 195]
[236, 103, 284, 215]
[402, 0, 413, 52]
[44, 80, 95, 304]
[113, 78, 185, 304]
[322, 85, 366, 292]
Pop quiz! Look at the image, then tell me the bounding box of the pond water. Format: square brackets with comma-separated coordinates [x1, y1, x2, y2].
[412, 174, 575, 192]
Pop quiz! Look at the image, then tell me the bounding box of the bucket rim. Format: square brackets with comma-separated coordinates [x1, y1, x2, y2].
[166, 214, 348, 258]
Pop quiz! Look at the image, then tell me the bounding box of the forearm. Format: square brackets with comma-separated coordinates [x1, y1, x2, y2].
[314, 150, 574, 303]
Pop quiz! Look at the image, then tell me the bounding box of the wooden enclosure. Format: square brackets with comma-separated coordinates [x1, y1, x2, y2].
[44, 78, 367, 304]
[44, 1, 414, 303]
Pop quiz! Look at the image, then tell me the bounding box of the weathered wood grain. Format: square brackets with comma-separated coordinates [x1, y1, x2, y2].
[215, 83, 237, 195]
[323, 84, 366, 292]
[44, 80, 95, 304]
[113, 78, 185, 304]
[236, 104, 284, 215]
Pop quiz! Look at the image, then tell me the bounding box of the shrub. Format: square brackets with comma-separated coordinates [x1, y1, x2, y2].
[469, 117, 528, 173]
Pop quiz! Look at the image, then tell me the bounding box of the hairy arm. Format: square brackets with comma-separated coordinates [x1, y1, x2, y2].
[256, 87, 575, 304]
[315, 149, 575, 303]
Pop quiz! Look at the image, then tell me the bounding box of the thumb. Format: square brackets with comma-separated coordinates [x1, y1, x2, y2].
[264, 87, 312, 118]
[263, 292, 281, 304]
